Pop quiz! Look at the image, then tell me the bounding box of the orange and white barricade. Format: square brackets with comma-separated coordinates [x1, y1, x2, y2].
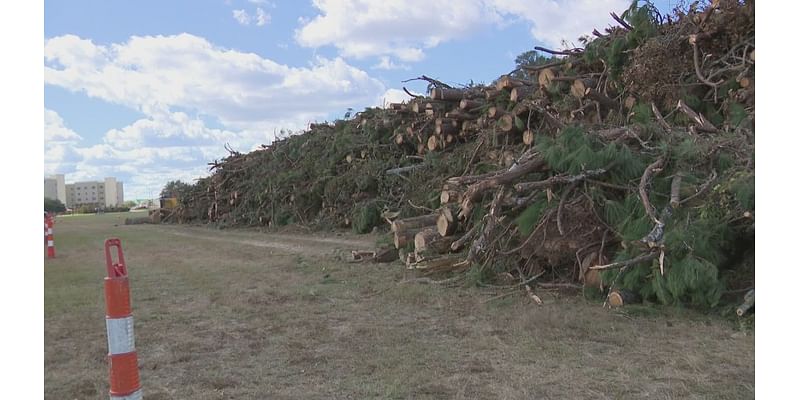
[103, 238, 142, 400]
[45, 214, 55, 258]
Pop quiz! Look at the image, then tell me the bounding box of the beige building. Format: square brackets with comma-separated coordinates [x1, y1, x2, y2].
[46, 174, 124, 208]
[44, 174, 67, 205]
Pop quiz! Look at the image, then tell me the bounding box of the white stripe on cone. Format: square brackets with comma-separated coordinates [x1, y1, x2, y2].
[47, 240, 54, 247]
[106, 316, 136, 355]
[47, 228, 53, 235]
[110, 388, 143, 400]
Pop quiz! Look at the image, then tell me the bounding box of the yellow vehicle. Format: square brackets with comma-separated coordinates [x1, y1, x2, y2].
[160, 197, 179, 209]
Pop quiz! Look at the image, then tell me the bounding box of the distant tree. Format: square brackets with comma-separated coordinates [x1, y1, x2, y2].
[511, 50, 553, 80]
[44, 197, 66, 213]
[160, 180, 191, 199]
[122, 200, 138, 208]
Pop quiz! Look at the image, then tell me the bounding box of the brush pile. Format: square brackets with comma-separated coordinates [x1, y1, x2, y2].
[168, 0, 755, 309]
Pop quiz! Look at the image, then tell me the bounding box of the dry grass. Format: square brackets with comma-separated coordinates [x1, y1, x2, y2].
[44, 213, 754, 399]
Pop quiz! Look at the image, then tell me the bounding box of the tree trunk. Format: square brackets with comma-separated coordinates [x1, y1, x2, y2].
[394, 225, 435, 249]
[538, 68, 557, 87]
[510, 85, 535, 102]
[570, 78, 596, 99]
[608, 289, 641, 307]
[431, 87, 465, 101]
[459, 99, 484, 110]
[437, 207, 457, 236]
[498, 114, 521, 133]
[522, 129, 535, 146]
[391, 213, 439, 232]
[414, 228, 455, 254]
[736, 289, 755, 316]
[487, 106, 506, 120]
[495, 74, 527, 91]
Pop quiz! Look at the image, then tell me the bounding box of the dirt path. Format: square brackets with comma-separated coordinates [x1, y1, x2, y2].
[152, 224, 376, 257]
[44, 213, 755, 399]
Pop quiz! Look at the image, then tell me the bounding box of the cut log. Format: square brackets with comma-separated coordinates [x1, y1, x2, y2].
[459, 99, 484, 110]
[510, 85, 535, 102]
[445, 110, 478, 120]
[498, 114, 522, 133]
[570, 78, 596, 99]
[580, 251, 604, 289]
[440, 188, 462, 205]
[391, 214, 439, 233]
[607, 289, 641, 307]
[345, 154, 354, 163]
[435, 123, 459, 136]
[394, 225, 435, 249]
[624, 96, 637, 110]
[538, 68, 557, 87]
[427, 135, 440, 151]
[394, 132, 405, 145]
[414, 228, 441, 252]
[736, 289, 755, 317]
[495, 74, 526, 91]
[487, 106, 507, 120]
[431, 88, 465, 101]
[522, 129, 535, 146]
[437, 207, 457, 236]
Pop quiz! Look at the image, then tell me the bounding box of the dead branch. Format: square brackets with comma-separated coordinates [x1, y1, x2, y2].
[639, 157, 665, 223]
[589, 252, 659, 271]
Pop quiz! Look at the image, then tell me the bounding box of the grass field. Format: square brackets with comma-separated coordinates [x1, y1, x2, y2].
[44, 212, 755, 399]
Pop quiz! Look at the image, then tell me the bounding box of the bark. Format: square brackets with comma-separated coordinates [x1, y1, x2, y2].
[391, 213, 440, 233]
[459, 155, 548, 218]
[459, 99, 484, 110]
[431, 87, 465, 101]
[394, 225, 435, 249]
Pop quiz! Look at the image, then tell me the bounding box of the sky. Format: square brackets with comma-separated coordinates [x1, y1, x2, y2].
[44, 0, 679, 200]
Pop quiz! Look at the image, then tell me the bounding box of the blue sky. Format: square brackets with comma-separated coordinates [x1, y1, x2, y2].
[44, 0, 677, 199]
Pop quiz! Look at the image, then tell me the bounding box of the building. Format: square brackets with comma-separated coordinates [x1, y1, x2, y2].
[45, 174, 124, 208]
[44, 174, 67, 205]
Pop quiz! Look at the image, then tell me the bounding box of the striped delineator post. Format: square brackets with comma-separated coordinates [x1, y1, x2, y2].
[103, 238, 142, 400]
[46, 214, 55, 258]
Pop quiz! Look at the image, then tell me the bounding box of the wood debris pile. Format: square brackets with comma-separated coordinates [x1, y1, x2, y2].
[168, 1, 755, 309]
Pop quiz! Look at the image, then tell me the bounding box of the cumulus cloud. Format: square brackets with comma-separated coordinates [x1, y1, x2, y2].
[44, 34, 385, 130]
[296, 0, 628, 62]
[44, 33, 388, 198]
[296, 0, 497, 63]
[45, 108, 82, 142]
[491, 0, 630, 48]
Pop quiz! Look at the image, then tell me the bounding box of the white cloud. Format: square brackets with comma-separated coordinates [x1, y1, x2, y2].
[44, 33, 388, 198]
[296, 0, 629, 62]
[380, 88, 417, 108]
[256, 8, 271, 26]
[45, 34, 385, 130]
[296, 0, 497, 63]
[491, 0, 630, 48]
[44, 108, 82, 142]
[233, 9, 251, 25]
[372, 56, 409, 71]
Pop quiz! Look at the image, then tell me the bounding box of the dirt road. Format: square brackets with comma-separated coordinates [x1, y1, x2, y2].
[44, 213, 755, 399]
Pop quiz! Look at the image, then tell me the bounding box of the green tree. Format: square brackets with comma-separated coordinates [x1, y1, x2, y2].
[511, 50, 552, 80]
[160, 180, 191, 199]
[44, 197, 66, 213]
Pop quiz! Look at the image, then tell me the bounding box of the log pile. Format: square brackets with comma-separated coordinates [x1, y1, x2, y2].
[167, 1, 755, 309]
